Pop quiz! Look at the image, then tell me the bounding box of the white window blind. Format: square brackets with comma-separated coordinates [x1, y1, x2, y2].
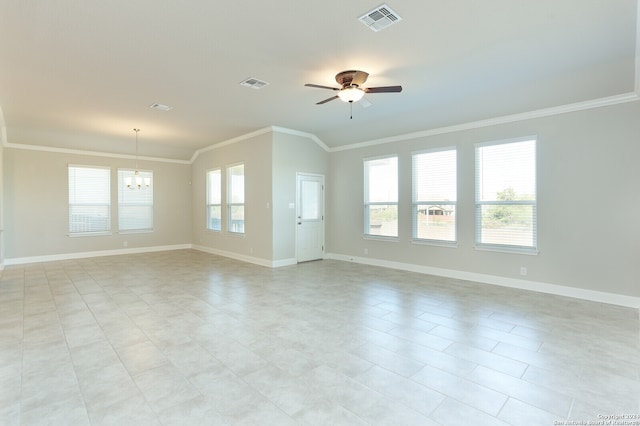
[227, 163, 244, 234]
[475, 138, 537, 251]
[206, 169, 222, 231]
[68, 165, 111, 235]
[412, 148, 457, 243]
[364, 156, 398, 237]
[118, 169, 153, 232]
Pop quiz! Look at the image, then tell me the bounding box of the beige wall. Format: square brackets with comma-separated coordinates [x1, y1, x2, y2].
[3, 128, 328, 267]
[190, 129, 328, 265]
[3, 148, 192, 259]
[3, 102, 638, 299]
[272, 132, 328, 262]
[327, 101, 640, 297]
[191, 132, 274, 263]
[0, 141, 3, 266]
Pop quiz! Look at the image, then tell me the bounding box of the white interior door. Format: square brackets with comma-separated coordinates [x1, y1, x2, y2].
[296, 173, 324, 262]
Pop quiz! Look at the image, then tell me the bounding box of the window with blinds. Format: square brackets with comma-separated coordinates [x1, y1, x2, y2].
[118, 169, 153, 232]
[206, 169, 222, 231]
[227, 163, 244, 234]
[475, 138, 537, 251]
[412, 148, 457, 243]
[68, 165, 111, 235]
[364, 156, 398, 238]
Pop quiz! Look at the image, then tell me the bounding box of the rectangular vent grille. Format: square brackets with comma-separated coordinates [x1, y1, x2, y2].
[240, 77, 270, 89]
[358, 4, 402, 32]
[149, 103, 173, 111]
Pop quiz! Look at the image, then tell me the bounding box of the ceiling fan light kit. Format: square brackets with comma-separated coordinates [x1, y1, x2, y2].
[337, 87, 365, 103]
[305, 69, 402, 117]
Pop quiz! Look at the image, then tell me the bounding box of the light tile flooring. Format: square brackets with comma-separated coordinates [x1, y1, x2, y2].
[1, 250, 639, 425]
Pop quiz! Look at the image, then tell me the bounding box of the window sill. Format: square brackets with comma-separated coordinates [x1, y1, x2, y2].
[475, 244, 538, 255]
[118, 229, 154, 235]
[226, 231, 246, 238]
[364, 235, 400, 242]
[68, 231, 112, 237]
[412, 239, 458, 249]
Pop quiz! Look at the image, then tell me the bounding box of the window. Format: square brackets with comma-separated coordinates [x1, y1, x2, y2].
[227, 163, 244, 234]
[475, 138, 536, 251]
[68, 165, 110, 235]
[364, 156, 398, 238]
[206, 169, 222, 231]
[118, 169, 153, 232]
[412, 148, 457, 243]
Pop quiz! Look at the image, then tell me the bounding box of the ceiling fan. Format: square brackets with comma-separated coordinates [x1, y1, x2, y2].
[305, 70, 402, 117]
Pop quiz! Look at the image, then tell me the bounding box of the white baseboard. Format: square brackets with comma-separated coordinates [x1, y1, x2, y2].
[3, 244, 192, 266]
[3, 243, 297, 270]
[272, 258, 298, 268]
[327, 253, 640, 309]
[6, 245, 636, 309]
[191, 244, 296, 268]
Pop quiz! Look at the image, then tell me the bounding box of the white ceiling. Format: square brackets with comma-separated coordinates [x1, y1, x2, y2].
[0, 1, 638, 161]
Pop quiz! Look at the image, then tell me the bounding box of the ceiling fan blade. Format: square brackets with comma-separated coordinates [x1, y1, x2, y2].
[364, 85, 403, 93]
[316, 95, 339, 105]
[352, 71, 369, 87]
[305, 83, 340, 91]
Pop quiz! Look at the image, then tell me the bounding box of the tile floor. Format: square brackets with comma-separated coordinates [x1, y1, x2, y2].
[0, 249, 639, 425]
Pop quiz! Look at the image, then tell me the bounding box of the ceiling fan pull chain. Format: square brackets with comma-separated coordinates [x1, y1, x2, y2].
[350, 101, 353, 119]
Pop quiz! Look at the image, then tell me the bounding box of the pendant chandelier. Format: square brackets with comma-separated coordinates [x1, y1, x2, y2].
[126, 128, 150, 189]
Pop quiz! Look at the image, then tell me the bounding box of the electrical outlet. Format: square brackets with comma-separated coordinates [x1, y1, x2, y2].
[520, 267, 527, 276]
[123, 241, 128, 247]
[364, 248, 368, 255]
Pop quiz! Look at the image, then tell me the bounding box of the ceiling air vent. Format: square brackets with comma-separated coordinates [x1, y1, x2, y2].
[149, 103, 173, 111]
[358, 4, 402, 32]
[240, 77, 269, 90]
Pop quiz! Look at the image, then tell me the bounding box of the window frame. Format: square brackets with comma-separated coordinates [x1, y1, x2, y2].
[117, 168, 154, 233]
[475, 136, 538, 254]
[226, 162, 245, 235]
[206, 168, 222, 232]
[68, 164, 111, 236]
[411, 147, 458, 247]
[363, 155, 399, 240]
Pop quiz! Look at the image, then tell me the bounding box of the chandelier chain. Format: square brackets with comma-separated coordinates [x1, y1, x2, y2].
[133, 128, 140, 170]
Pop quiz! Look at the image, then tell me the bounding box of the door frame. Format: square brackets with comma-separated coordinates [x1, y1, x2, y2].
[295, 172, 325, 263]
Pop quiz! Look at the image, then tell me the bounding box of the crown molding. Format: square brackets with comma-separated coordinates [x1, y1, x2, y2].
[329, 92, 640, 152]
[1, 140, 191, 164]
[270, 126, 330, 152]
[3, 92, 639, 161]
[189, 126, 274, 163]
[189, 125, 331, 164]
